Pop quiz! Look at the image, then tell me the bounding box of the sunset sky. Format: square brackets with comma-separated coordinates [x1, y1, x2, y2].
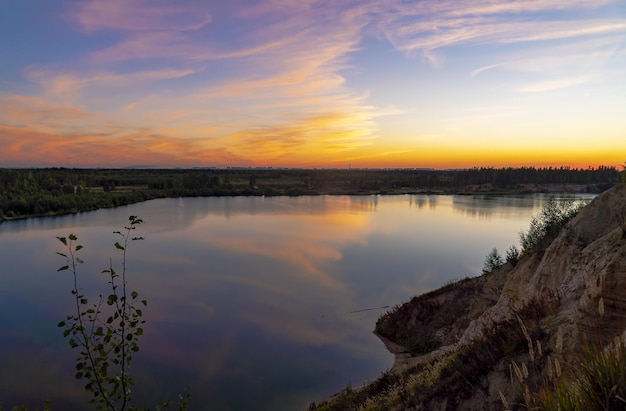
[1, 0, 625, 169]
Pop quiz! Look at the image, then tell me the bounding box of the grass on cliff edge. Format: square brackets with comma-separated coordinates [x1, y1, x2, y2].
[526, 337, 626, 411]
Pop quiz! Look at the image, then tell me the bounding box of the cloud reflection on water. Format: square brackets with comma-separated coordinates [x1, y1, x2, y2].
[0, 193, 597, 410]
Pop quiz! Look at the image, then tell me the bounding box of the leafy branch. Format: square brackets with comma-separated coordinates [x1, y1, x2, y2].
[56, 216, 189, 410]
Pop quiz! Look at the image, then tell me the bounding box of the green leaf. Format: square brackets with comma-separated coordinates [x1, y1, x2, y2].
[57, 265, 69, 272]
[114, 242, 124, 250]
[80, 298, 88, 305]
[68, 233, 77, 241]
[135, 328, 143, 336]
[131, 291, 138, 299]
[75, 372, 83, 379]
[63, 329, 71, 337]
[126, 333, 133, 341]
[69, 338, 79, 348]
[75, 245, 83, 251]
[57, 320, 66, 327]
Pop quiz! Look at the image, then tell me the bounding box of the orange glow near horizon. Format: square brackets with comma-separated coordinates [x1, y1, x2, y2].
[1, 119, 623, 170]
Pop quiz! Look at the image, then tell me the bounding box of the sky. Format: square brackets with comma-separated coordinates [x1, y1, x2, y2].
[1, 0, 625, 169]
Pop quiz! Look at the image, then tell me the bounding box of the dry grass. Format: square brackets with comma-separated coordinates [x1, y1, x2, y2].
[524, 337, 626, 410]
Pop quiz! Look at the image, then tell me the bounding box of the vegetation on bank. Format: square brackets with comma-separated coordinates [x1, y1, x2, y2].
[310, 299, 551, 410]
[527, 337, 626, 410]
[0, 166, 621, 221]
[482, 196, 589, 275]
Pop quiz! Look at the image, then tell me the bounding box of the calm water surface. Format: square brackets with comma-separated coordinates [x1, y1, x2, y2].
[0, 194, 594, 409]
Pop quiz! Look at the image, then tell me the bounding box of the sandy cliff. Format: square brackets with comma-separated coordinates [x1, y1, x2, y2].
[313, 183, 626, 410]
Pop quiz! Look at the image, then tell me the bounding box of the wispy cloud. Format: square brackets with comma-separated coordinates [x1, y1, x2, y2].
[515, 74, 597, 93]
[375, 0, 626, 65]
[55, 0, 380, 165]
[0, 94, 95, 132]
[0, 122, 250, 168]
[471, 35, 624, 91]
[222, 111, 376, 166]
[70, 0, 212, 32]
[25, 68, 198, 100]
[0, 88, 376, 167]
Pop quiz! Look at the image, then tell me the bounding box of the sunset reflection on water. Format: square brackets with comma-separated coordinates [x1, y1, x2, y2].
[0, 193, 594, 409]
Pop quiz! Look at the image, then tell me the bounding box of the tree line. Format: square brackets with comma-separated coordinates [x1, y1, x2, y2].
[0, 166, 621, 221]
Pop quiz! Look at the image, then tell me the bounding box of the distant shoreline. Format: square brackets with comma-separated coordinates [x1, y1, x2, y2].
[0, 183, 602, 224]
[0, 167, 619, 223]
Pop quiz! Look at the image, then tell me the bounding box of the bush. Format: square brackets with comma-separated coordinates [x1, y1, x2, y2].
[506, 245, 520, 266]
[519, 197, 588, 254]
[483, 248, 504, 273]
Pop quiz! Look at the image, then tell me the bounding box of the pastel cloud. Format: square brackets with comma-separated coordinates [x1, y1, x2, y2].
[25, 68, 198, 100]
[0, 94, 95, 132]
[0, 122, 252, 168]
[468, 36, 624, 94]
[515, 75, 598, 93]
[375, 0, 626, 65]
[70, 0, 212, 32]
[223, 111, 376, 166]
[0, 89, 374, 167]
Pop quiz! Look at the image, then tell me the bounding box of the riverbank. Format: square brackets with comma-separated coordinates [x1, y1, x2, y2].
[1, 166, 619, 222]
[0, 183, 605, 224]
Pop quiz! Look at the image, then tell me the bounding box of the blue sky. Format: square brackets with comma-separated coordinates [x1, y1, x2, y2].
[1, 0, 625, 168]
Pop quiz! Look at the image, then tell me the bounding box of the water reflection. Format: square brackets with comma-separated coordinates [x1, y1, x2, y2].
[0, 194, 594, 410]
[451, 193, 595, 220]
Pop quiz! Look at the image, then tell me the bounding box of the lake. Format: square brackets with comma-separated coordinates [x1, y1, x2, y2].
[0, 193, 595, 410]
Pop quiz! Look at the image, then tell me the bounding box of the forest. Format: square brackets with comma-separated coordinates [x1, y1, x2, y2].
[0, 166, 621, 221]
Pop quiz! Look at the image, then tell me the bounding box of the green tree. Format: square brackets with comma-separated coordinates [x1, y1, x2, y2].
[483, 248, 504, 273]
[519, 197, 587, 254]
[505, 245, 520, 266]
